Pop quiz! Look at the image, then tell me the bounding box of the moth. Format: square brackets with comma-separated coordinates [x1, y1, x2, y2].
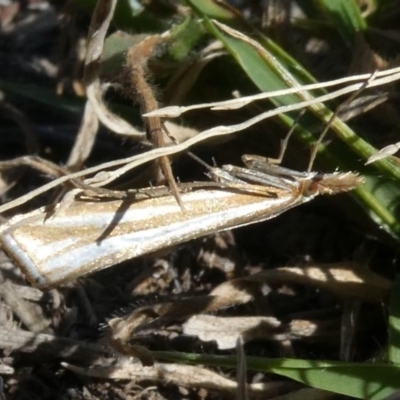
[0, 155, 362, 290]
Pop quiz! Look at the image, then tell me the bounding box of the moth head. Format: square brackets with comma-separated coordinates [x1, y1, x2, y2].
[303, 172, 364, 196]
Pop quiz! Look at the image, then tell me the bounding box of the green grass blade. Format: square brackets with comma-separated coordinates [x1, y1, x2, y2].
[154, 351, 400, 400]
[389, 276, 400, 364]
[314, 0, 367, 46]
[0, 81, 83, 115]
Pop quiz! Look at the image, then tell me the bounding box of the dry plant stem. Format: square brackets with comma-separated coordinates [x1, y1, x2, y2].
[83, 0, 112, 147]
[84, 0, 144, 139]
[127, 36, 183, 209]
[0, 156, 68, 179]
[0, 327, 103, 364]
[0, 150, 145, 203]
[61, 361, 288, 397]
[0, 156, 74, 212]
[0, 156, 123, 201]
[66, 101, 99, 172]
[268, 109, 306, 165]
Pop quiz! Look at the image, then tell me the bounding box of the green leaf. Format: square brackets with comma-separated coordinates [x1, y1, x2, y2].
[166, 16, 205, 63]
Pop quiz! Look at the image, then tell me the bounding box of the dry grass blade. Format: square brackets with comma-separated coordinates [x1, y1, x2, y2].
[144, 66, 400, 117]
[366, 142, 400, 164]
[0, 156, 68, 179]
[84, 0, 144, 139]
[66, 101, 99, 172]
